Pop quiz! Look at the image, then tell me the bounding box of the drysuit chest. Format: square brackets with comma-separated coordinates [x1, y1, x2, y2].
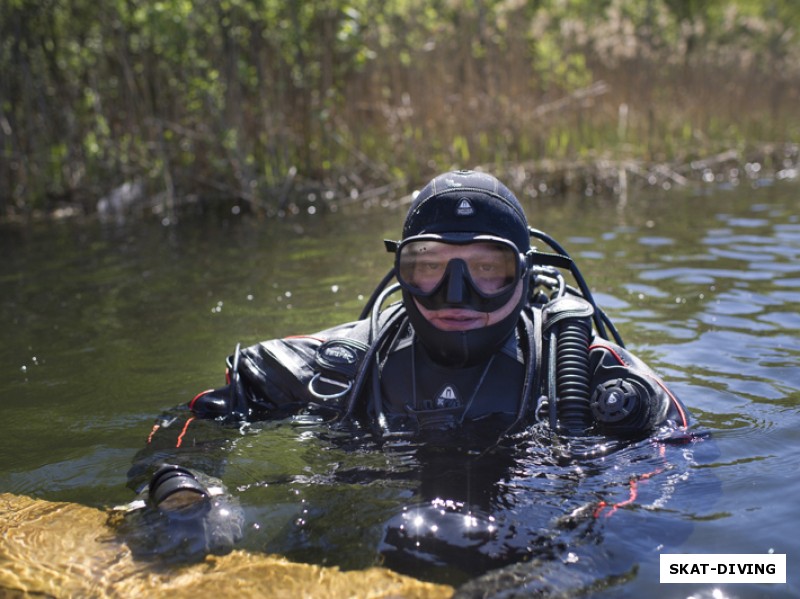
[377, 340, 526, 429]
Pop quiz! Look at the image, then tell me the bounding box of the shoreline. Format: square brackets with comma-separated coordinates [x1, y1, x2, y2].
[4, 142, 797, 225]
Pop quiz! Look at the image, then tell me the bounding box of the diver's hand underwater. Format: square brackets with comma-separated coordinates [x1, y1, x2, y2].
[116, 464, 244, 562]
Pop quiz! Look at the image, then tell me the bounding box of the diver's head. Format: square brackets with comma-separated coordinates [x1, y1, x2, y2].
[390, 170, 532, 367]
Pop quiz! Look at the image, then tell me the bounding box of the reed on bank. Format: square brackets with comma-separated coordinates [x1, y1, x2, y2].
[2, 0, 799, 220]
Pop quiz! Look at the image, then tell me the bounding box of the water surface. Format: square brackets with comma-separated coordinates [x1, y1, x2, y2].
[1, 181, 798, 597]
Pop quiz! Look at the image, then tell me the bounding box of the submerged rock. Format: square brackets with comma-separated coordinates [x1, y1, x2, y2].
[0, 493, 453, 599]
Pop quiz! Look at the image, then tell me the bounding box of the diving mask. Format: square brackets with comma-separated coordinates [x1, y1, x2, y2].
[388, 234, 531, 312]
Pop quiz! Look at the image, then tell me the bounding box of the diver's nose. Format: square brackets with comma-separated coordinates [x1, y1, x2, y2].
[444, 260, 470, 305]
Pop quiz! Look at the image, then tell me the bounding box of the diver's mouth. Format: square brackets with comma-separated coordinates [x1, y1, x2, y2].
[425, 309, 488, 331]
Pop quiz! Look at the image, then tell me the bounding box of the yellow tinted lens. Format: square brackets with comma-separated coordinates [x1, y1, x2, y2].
[398, 240, 518, 295]
[465, 243, 518, 293]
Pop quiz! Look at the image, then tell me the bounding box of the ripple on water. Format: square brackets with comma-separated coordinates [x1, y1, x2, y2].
[640, 267, 774, 284]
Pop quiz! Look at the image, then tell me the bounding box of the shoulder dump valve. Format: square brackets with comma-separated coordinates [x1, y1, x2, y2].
[590, 377, 651, 430]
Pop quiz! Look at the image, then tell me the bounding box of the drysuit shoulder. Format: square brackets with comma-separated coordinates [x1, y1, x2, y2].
[587, 340, 691, 437]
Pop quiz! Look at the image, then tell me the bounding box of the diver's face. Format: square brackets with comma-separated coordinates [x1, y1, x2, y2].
[414, 280, 523, 332]
[397, 237, 525, 322]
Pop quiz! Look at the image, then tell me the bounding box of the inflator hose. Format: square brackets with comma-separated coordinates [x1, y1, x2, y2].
[555, 317, 593, 434]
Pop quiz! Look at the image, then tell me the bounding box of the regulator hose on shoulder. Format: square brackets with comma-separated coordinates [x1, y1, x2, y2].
[553, 312, 593, 434]
[542, 296, 595, 434]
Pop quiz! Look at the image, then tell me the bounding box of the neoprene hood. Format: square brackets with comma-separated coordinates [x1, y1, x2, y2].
[403, 170, 531, 253]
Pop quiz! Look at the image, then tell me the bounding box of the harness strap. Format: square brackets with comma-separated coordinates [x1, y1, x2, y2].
[340, 304, 408, 420]
[500, 307, 543, 436]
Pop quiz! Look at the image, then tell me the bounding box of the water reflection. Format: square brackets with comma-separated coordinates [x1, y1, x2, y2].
[213, 421, 709, 591]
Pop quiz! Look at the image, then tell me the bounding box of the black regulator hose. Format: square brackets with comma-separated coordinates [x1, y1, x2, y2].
[529, 227, 627, 347]
[359, 268, 398, 321]
[555, 317, 593, 434]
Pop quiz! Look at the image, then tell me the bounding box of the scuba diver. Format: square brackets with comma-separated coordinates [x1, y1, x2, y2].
[126, 169, 691, 567]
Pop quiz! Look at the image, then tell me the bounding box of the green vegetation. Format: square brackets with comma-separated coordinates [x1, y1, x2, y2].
[2, 0, 800, 218]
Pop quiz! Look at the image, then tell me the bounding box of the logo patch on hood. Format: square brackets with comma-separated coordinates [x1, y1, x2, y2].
[456, 198, 474, 217]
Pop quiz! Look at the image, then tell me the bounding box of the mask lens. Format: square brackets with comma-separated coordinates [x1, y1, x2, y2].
[398, 239, 520, 297]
